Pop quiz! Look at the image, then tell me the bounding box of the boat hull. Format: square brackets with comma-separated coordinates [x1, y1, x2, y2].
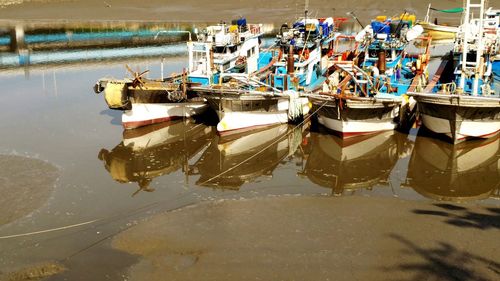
[411, 93, 500, 143]
[420, 22, 458, 41]
[200, 93, 309, 134]
[310, 96, 402, 138]
[122, 101, 209, 130]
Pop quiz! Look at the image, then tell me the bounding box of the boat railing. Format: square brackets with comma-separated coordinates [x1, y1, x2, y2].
[248, 24, 262, 35]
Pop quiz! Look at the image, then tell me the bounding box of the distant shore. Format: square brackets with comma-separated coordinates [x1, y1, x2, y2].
[0, 0, 464, 25]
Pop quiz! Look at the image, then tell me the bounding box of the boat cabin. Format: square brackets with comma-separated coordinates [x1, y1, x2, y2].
[272, 17, 337, 91]
[187, 19, 264, 85]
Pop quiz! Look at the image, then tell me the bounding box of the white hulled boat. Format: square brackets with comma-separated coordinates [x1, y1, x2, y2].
[308, 13, 429, 138]
[409, 1, 500, 143]
[93, 18, 265, 129]
[193, 16, 341, 134]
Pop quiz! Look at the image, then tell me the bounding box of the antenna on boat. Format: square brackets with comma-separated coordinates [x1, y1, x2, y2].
[304, 0, 309, 21]
[347, 11, 364, 29]
[424, 3, 431, 22]
[394, 9, 408, 36]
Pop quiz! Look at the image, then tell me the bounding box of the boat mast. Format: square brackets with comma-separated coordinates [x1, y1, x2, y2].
[460, 0, 485, 95]
[425, 3, 431, 23]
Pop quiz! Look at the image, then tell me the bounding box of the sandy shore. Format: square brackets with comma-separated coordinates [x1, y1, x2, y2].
[112, 196, 500, 281]
[0, 0, 465, 25]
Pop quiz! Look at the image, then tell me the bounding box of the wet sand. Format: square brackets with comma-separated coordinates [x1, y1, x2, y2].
[0, 155, 58, 226]
[0, 0, 466, 24]
[112, 196, 500, 281]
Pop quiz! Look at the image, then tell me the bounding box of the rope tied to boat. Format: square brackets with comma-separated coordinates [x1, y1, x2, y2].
[198, 100, 329, 186]
[440, 81, 457, 94]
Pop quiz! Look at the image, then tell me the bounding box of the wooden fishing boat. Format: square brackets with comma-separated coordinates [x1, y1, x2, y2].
[418, 4, 461, 41]
[93, 18, 264, 129]
[94, 72, 207, 129]
[308, 14, 429, 137]
[193, 16, 340, 134]
[409, 1, 500, 143]
[419, 22, 458, 41]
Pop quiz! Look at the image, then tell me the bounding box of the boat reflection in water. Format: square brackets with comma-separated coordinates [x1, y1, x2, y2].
[192, 124, 306, 189]
[300, 130, 401, 196]
[98, 120, 214, 195]
[404, 135, 500, 202]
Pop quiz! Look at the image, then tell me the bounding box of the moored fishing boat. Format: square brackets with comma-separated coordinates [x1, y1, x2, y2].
[419, 22, 458, 42]
[418, 3, 461, 42]
[409, 1, 500, 143]
[96, 71, 208, 129]
[193, 16, 341, 134]
[93, 18, 264, 129]
[308, 14, 428, 137]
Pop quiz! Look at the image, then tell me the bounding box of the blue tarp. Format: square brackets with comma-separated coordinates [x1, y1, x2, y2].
[371, 21, 391, 34]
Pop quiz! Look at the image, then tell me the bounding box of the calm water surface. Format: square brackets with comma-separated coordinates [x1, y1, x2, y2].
[0, 55, 498, 279]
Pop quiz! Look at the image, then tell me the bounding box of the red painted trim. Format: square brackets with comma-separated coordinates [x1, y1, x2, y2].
[123, 116, 181, 129]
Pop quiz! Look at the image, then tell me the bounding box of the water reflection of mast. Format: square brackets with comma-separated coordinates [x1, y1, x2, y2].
[192, 124, 306, 189]
[403, 135, 500, 202]
[299, 131, 400, 195]
[98, 120, 214, 195]
[53, 70, 58, 97]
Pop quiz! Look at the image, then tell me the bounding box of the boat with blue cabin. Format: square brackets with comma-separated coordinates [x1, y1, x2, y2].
[93, 18, 264, 129]
[192, 16, 340, 134]
[307, 13, 428, 137]
[409, 1, 500, 143]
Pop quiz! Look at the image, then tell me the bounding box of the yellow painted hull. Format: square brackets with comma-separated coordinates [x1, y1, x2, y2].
[420, 22, 458, 40]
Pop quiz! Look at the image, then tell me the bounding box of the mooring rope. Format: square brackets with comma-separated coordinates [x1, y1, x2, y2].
[0, 220, 99, 240]
[198, 99, 329, 186]
[0, 187, 196, 241]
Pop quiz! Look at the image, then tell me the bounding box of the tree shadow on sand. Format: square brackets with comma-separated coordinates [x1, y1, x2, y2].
[412, 203, 500, 230]
[387, 234, 500, 281]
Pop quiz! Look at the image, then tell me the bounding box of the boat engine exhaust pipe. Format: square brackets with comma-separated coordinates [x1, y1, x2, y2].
[378, 50, 386, 74]
[287, 45, 294, 74]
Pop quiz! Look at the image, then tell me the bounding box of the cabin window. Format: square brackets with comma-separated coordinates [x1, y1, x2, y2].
[215, 46, 226, 53]
[247, 47, 256, 58]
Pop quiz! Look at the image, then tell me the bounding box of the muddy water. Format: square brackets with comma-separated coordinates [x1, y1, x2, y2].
[0, 55, 498, 280]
